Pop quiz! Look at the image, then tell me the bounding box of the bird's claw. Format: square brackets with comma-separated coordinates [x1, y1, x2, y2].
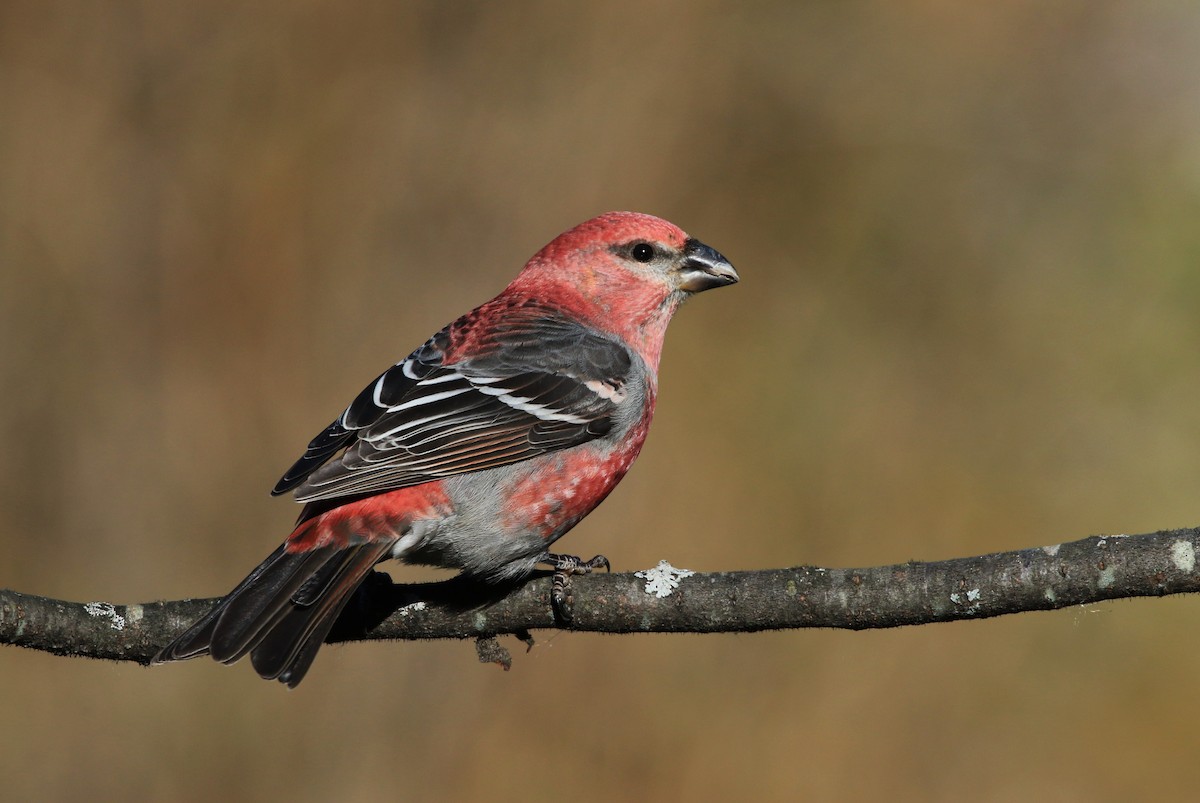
[540, 552, 610, 623]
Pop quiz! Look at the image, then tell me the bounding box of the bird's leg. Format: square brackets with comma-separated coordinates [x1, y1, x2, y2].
[539, 552, 610, 623]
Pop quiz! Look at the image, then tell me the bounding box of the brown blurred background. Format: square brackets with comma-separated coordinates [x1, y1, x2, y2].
[3, 2, 1200, 800]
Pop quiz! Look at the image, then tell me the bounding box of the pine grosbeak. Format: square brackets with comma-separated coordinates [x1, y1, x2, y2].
[154, 211, 738, 686]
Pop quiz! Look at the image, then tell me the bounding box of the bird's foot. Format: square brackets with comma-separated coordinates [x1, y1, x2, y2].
[539, 552, 610, 624]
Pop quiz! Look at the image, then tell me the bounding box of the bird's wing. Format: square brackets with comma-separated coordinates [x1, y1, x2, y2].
[272, 303, 633, 503]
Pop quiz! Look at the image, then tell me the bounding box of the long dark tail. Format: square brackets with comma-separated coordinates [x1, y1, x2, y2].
[154, 540, 393, 688]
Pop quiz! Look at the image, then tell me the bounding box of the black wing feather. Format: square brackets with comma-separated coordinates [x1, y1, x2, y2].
[273, 306, 634, 504]
[272, 332, 448, 494]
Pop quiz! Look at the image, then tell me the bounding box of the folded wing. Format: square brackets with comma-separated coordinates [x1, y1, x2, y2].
[273, 305, 634, 503]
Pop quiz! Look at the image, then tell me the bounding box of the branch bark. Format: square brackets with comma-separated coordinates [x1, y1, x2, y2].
[4, 527, 1199, 667]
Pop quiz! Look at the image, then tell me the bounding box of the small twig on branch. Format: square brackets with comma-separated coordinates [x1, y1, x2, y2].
[3, 527, 1198, 667]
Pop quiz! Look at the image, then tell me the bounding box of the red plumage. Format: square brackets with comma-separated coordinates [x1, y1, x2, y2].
[154, 211, 737, 686]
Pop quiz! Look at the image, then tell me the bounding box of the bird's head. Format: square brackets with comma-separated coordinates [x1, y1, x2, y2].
[525, 210, 738, 296]
[510, 212, 738, 367]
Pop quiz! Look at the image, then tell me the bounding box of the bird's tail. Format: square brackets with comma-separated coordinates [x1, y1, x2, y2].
[153, 539, 392, 688]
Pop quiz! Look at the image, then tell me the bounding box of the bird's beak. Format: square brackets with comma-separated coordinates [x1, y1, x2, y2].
[677, 238, 739, 293]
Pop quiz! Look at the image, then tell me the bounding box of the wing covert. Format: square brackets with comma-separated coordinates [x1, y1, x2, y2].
[272, 305, 633, 503]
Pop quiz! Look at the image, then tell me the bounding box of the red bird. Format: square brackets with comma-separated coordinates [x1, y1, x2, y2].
[154, 211, 738, 686]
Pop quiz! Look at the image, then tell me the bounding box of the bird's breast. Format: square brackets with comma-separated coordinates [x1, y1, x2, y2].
[496, 416, 651, 541]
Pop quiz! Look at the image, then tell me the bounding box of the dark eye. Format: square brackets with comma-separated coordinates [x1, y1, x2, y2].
[631, 242, 655, 263]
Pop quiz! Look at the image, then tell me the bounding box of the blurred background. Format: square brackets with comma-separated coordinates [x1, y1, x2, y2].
[3, 2, 1200, 800]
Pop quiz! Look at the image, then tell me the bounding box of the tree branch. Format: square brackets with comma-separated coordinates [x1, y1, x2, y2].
[4, 527, 1199, 667]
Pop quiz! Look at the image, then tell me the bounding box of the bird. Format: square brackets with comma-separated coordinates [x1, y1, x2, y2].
[153, 211, 738, 687]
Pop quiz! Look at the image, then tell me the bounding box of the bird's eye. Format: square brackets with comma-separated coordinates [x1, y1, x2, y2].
[631, 242, 655, 263]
